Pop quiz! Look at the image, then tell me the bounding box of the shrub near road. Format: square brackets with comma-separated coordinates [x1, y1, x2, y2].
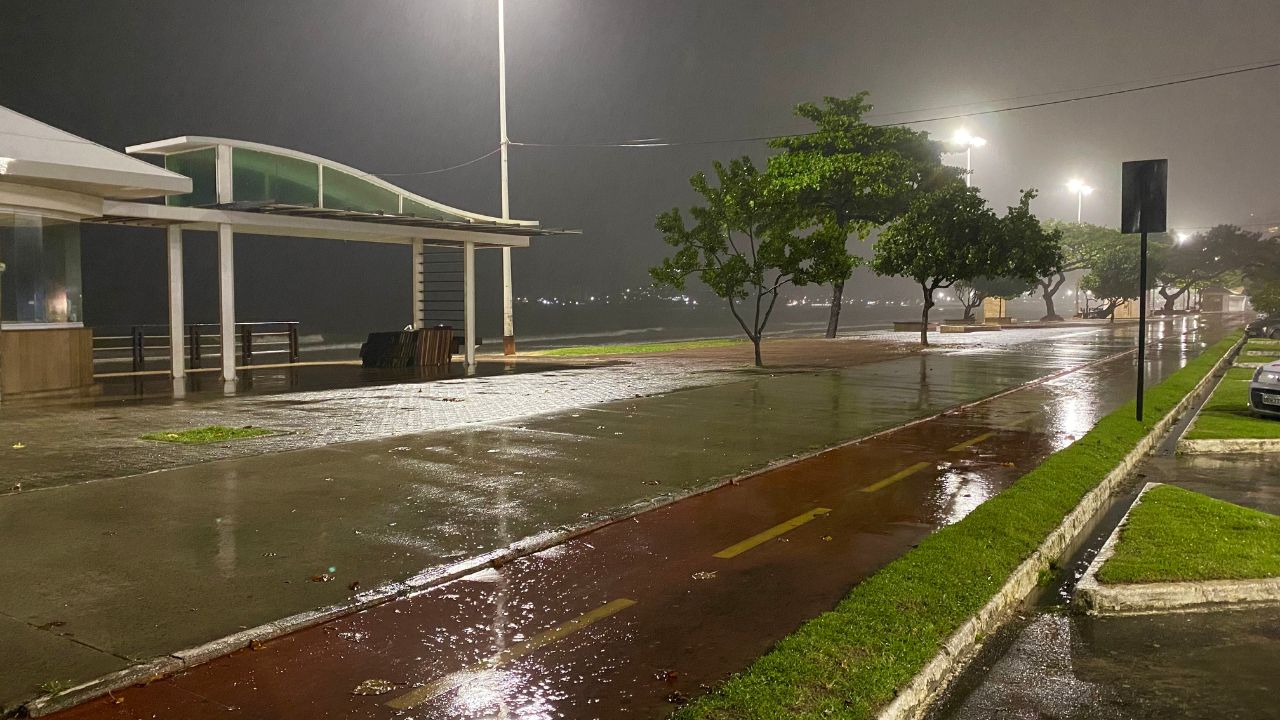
[677, 335, 1239, 720]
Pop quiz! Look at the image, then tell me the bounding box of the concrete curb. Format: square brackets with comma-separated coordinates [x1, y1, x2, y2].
[13, 345, 1146, 718]
[1074, 483, 1280, 614]
[1177, 437, 1280, 454]
[874, 333, 1245, 720]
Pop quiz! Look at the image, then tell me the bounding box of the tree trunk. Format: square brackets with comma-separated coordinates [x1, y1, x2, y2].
[825, 281, 844, 338]
[1040, 273, 1065, 321]
[752, 336, 762, 367]
[920, 287, 933, 347]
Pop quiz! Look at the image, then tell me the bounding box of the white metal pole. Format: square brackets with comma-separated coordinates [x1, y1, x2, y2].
[214, 144, 236, 390]
[464, 240, 477, 370]
[218, 223, 236, 387]
[1076, 191, 1083, 223]
[411, 238, 424, 330]
[166, 225, 186, 381]
[965, 146, 972, 187]
[499, 0, 515, 355]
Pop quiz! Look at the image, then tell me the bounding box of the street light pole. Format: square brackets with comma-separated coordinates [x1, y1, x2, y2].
[1066, 178, 1093, 222]
[950, 129, 986, 187]
[498, 0, 515, 355]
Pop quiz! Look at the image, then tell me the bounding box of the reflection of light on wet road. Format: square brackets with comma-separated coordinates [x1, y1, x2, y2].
[930, 466, 995, 526]
[387, 598, 637, 711]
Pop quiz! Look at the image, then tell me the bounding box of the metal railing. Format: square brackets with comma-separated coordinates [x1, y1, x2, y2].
[93, 322, 299, 373]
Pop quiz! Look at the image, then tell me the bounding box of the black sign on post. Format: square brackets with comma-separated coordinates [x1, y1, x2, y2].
[1121, 159, 1168, 422]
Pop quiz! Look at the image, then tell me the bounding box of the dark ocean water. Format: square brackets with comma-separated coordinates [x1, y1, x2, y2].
[300, 294, 1058, 356]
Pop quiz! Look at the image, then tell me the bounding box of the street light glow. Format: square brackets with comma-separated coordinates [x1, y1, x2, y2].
[1066, 178, 1093, 195]
[950, 129, 986, 186]
[1177, 232, 1191, 244]
[1067, 178, 1093, 222]
[951, 128, 985, 147]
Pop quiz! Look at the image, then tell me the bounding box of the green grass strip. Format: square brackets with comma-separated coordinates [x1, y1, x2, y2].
[1183, 367, 1280, 440]
[1097, 484, 1280, 584]
[676, 334, 1239, 720]
[534, 338, 744, 357]
[140, 425, 274, 445]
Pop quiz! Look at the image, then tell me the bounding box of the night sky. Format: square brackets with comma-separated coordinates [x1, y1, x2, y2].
[3, 0, 1278, 337]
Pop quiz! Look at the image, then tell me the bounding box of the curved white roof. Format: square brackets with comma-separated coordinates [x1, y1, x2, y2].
[0, 105, 191, 199]
[126, 136, 536, 227]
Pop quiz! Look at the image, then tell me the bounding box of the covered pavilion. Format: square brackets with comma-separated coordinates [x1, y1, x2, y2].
[0, 105, 571, 401]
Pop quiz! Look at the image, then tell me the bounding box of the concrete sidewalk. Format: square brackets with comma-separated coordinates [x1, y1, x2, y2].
[0, 320, 1230, 709]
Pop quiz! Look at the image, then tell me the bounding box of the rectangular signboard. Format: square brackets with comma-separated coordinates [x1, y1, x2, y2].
[1121, 159, 1168, 234]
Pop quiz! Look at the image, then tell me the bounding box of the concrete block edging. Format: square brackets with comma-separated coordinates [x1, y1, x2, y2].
[1074, 482, 1280, 614]
[875, 333, 1245, 720]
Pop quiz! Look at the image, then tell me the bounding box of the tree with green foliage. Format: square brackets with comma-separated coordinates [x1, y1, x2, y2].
[1080, 235, 1165, 321]
[1036, 221, 1112, 320]
[769, 93, 955, 338]
[872, 186, 1057, 345]
[1243, 234, 1280, 317]
[650, 157, 821, 367]
[1155, 225, 1256, 313]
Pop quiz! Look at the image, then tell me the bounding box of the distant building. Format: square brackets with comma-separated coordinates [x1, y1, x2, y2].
[1198, 285, 1251, 313]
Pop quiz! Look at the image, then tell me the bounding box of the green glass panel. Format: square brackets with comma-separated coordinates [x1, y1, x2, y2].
[233, 148, 319, 206]
[164, 148, 217, 207]
[321, 167, 398, 213]
[402, 197, 466, 223]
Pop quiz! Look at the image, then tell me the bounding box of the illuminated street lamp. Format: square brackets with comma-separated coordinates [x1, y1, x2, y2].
[1066, 178, 1093, 222]
[950, 129, 987, 186]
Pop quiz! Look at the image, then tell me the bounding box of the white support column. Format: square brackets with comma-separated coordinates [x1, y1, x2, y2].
[411, 239, 425, 330]
[218, 223, 236, 386]
[463, 240, 476, 370]
[502, 247, 514, 354]
[214, 143, 236, 391]
[166, 225, 186, 382]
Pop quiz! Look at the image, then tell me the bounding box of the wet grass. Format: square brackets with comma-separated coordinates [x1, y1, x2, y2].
[1240, 340, 1280, 363]
[535, 338, 743, 357]
[1183, 367, 1280, 440]
[675, 334, 1240, 720]
[1098, 484, 1280, 584]
[140, 425, 274, 444]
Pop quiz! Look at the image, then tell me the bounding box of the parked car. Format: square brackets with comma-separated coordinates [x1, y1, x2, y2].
[1245, 315, 1280, 339]
[1249, 360, 1280, 419]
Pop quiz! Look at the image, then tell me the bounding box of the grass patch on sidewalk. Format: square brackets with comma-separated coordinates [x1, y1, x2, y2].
[535, 338, 743, 357]
[1097, 485, 1280, 584]
[140, 425, 274, 445]
[675, 334, 1240, 720]
[1183, 368, 1280, 441]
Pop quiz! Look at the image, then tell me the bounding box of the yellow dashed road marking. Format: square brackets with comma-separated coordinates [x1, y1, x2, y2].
[860, 462, 931, 493]
[386, 598, 637, 709]
[948, 431, 996, 452]
[713, 508, 832, 559]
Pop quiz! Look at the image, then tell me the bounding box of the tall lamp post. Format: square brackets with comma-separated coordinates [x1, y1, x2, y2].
[1066, 178, 1093, 222]
[950, 129, 987, 187]
[498, 0, 515, 355]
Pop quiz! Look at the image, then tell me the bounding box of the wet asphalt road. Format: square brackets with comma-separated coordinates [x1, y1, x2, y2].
[43, 318, 1244, 719]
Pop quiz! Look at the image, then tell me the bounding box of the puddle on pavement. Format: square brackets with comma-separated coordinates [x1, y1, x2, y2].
[931, 608, 1280, 720]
